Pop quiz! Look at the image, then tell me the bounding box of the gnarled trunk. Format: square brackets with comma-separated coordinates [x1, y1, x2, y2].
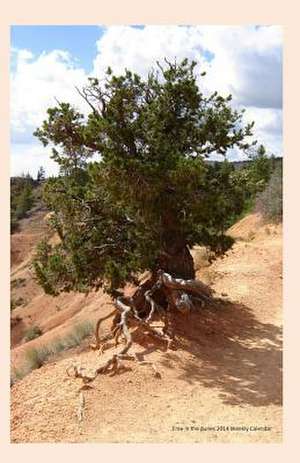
[157, 244, 195, 280]
[80, 240, 218, 396]
[130, 243, 195, 316]
[158, 210, 195, 280]
[89, 214, 216, 377]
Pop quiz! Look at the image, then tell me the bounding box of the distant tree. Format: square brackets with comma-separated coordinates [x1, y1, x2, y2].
[247, 144, 272, 193]
[11, 174, 35, 232]
[229, 144, 273, 213]
[256, 164, 282, 222]
[15, 181, 34, 219]
[33, 59, 257, 375]
[37, 166, 46, 183]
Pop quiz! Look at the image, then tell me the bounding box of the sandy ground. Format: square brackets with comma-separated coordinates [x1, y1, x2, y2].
[10, 212, 282, 443]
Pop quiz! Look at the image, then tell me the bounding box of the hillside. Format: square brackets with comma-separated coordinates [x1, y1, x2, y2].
[10, 207, 112, 365]
[10, 209, 282, 443]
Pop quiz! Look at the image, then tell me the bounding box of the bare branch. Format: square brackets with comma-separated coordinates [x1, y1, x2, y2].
[75, 86, 99, 115]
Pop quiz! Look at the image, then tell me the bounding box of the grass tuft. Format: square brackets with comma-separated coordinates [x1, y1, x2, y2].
[25, 346, 50, 370]
[24, 325, 43, 342]
[11, 320, 95, 386]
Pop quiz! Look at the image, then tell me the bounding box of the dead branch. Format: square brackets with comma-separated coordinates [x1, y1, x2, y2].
[75, 86, 99, 115]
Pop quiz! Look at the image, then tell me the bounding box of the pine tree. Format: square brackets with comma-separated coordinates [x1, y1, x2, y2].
[37, 166, 46, 183]
[247, 144, 272, 194]
[33, 59, 257, 375]
[14, 178, 34, 220]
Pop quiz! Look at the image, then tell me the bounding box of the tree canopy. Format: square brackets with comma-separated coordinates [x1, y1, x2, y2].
[33, 58, 257, 297]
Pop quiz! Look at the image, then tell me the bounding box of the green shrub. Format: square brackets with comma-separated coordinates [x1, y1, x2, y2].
[10, 174, 37, 235]
[255, 165, 282, 222]
[24, 325, 43, 341]
[14, 182, 34, 220]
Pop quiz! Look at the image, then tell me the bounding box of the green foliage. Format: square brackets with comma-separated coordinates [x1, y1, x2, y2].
[11, 174, 35, 233]
[15, 182, 34, 219]
[256, 164, 283, 222]
[24, 325, 43, 341]
[33, 58, 257, 296]
[247, 144, 273, 194]
[227, 145, 275, 221]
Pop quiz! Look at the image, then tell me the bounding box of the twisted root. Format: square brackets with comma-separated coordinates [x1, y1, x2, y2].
[67, 270, 218, 422]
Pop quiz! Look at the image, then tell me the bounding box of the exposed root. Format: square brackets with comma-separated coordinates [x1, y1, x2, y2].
[131, 315, 174, 348]
[77, 391, 85, 423]
[67, 270, 220, 422]
[89, 307, 118, 350]
[159, 271, 213, 297]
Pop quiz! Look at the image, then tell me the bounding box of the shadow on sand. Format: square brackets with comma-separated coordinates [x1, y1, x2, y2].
[136, 299, 282, 407]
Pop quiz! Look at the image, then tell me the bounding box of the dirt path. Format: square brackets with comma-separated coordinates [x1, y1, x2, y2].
[10, 216, 282, 443]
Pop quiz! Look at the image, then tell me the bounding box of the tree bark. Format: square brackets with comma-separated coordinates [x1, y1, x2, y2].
[159, 209, 195, 280]
[157, 244, 195, 280]
[129, 243, 195, 318]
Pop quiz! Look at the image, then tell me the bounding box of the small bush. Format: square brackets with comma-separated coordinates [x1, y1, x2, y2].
[10, 367, 28, 386]
[74, 321, 94, 339]
[24, 325, 43, 341]
[25, 346, 51, 370]
[256, 165, 282, 222]
[60, 321, 94, 349]
[48, 339, 66, 354]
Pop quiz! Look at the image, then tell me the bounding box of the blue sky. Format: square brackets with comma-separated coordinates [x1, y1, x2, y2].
[11, 26, 103, 73]
[10, 25, 282, 177]
[10, 25, 152, 73]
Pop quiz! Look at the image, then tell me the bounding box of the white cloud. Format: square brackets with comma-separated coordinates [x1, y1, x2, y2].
[11, 48, 89, 146]
[93, 25, 209, 79]
[243, 107, 282, 155]
[93, 25, 282, 108]
[10, 48, 91, 176]
[92, 25, 282, 156]
[10, 142, 59, 177]
[11, 25, 283, 176]
[192, 25, 282, 105]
